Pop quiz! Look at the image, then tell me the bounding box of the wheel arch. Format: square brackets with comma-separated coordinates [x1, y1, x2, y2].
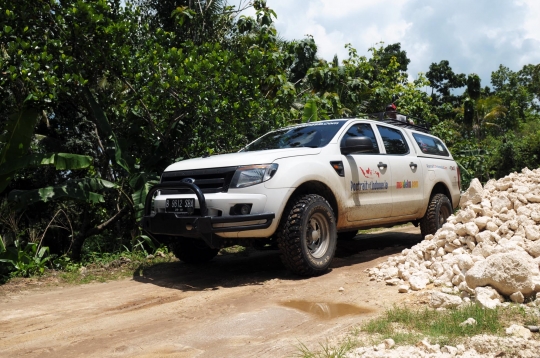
[429, 182, 453, 207]
[286, 181, 339, 222]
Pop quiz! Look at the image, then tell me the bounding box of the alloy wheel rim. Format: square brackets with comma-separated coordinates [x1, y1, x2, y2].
[306, 212, 330, 258]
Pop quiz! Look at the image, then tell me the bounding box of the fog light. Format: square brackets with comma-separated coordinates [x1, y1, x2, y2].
[240, 204, 251, 215]
[230, 203, 253, 215]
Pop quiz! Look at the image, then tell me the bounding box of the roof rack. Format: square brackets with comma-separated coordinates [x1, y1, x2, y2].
[366, 112, 431, 134]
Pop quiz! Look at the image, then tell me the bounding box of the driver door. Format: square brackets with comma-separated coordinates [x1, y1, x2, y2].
[341, 123, 393, 221]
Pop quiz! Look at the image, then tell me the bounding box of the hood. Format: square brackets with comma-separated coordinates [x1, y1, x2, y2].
[165, 147, 321, 172]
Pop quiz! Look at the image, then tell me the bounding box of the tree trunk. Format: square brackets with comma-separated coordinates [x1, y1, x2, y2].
[70, 207, 129, 261]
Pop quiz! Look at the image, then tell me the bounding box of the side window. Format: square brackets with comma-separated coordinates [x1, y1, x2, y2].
[412, 133, 450, 157]
[341, 123, 379, 154]
[376, 125, 409, 155]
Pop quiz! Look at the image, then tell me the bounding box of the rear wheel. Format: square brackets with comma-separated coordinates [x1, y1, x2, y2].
[420, 193, 452, 237]
[169, 238, 219, 263]
[277, 194, 337, 276]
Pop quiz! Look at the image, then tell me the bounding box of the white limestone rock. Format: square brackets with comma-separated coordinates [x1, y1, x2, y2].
[456, 208, 477, 224]
[531, 211, 540, 222]
[510, 291, 525, 303]
[456, 254, 474, 272]
[465, 251, 538, 296]
[475, 286, 504, 309]
[524, 240, 540, 258]
[491, 195, 513, 213]
[525, 225, 540, 241]
[506, 324, 532, 339]
[366, 169, 540, 303]
[383, 338, 395, 349]
[474, 216, 489, 230]
[398, 285, 409, 293]
[486, 221, 499, 232]
[409, 273, 430, 291]
[464, 222, 480, 236]
[525, 193, 540, 203]
[460, 178, 484, 206]
[430, 291, 463, 309]
[459, 317, 477, 327]
[475, 231, 491, 243]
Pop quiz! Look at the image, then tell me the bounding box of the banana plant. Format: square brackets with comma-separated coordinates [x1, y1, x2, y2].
[0, 239, 51, 277]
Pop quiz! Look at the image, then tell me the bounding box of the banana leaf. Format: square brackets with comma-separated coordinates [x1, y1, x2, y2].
[130, 172, 159, 220]
[302, 99, 318, 123]
[0, 153, 93, 177]
[82, 88, 132, 173]
[0, 108, 40, 193]
[8, 178, 117, 209]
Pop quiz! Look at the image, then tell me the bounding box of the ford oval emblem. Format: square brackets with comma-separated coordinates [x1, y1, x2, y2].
[182, 178, 195, 184]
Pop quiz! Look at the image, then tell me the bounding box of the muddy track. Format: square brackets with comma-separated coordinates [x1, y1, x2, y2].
[0, 226, 422, 357]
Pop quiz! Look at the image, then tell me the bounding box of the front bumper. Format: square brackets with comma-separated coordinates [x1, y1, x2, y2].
[141, 181, 275, 248]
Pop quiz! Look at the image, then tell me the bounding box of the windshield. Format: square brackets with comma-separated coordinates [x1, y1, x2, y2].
[241, 121, 347, 152]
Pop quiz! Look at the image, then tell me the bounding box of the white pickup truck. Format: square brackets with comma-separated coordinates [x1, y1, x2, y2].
[141, 118, 461, 276]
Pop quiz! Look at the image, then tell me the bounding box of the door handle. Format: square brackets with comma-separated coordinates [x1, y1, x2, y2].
[377, 161, 387, 169]
[409, 162, 418, 169]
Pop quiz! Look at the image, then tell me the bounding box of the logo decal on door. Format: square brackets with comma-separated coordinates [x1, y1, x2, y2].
[351, 180, 389, 191]
[396, 180, 419, 189]
[359, 167, 380, 179]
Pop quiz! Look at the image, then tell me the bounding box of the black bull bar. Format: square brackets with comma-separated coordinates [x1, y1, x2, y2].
[140, 181, 275, 248]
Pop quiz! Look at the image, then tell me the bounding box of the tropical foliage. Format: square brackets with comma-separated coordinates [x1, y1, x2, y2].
[0, 0, 539, 277]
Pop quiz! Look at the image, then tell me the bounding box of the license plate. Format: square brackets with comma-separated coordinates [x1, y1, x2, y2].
[165, 198, 195, 214]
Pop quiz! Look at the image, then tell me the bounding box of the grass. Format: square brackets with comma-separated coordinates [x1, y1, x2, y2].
[0, 248, 175, 292]
[296, 302, 540, 357]
[58, 249, 175, 284]
[363, 303, 502, 347]
[295, 337, 358, 358]
[1, 243, 258, 290]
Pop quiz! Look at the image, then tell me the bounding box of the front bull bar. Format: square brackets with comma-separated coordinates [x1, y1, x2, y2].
[140, 181, 275, 248]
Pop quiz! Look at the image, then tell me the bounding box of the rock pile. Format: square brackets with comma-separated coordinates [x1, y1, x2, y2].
[347, 334, 540, 358]
[368, 168, 540, 307]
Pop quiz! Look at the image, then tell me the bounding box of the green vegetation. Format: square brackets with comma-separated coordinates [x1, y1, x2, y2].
[297, 303, 540, 357]
[0, 0, 539, 279]
[295, 337, 357, 358]
[363, 304, 502, 347]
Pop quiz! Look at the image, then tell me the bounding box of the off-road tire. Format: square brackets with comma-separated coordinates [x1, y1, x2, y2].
[420, 193, 452, 237]
[277, 194, 337, 276]
[169, 238, 219, 264]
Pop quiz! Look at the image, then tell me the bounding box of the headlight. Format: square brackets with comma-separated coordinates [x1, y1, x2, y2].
[230, 163, 279, 188]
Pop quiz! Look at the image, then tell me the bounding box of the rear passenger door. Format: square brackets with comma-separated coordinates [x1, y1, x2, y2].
[376, 125, 424, 218]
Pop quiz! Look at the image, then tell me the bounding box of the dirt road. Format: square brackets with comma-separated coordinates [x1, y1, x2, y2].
[0, 226, 422, 358]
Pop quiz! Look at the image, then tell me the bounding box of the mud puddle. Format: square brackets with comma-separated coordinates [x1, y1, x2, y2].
[280, 300, 373, 320]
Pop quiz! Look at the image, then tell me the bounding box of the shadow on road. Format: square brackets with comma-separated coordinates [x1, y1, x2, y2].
[133, 229, 423, 291]
[332, 230, 423, 269]
[133, 248, 292, 292]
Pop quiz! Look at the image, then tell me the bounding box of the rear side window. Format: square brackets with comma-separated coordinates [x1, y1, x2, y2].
[341, 123, 379, 153]
[412, 133, 450, 157]
[376, 125, 409, 155]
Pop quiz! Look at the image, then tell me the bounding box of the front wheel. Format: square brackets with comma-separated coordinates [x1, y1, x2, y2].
[169, 238, 219, 263]
[277, 194, 337, 276]
[420, 193, 452, 237]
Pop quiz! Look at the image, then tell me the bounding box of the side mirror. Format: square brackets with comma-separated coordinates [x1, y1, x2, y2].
[340, 137, 374, 155]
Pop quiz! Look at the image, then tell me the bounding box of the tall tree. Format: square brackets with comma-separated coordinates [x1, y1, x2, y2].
[370, 42, 411, 73]
[426, 60, 466, 106]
